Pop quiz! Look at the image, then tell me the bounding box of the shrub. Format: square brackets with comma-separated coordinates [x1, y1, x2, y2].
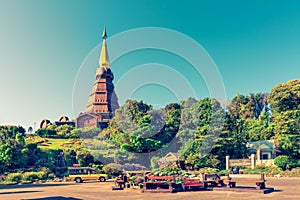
[36, 171, 47, 180]
[280, 167, 300, 177]
[21, 171, 48, 182]
[243, 165, 282, 176]
[150, 156, 159, 169]
[5, 173, 22, 183]
[288, 158, 300, 169]
[218, 169, 229, 175]
[103, 163, 122, 176]
[274, 155, 289, 170]
[288, 167, 300, 177]
[243, 168, 262, 174]
[198, 167, 218, 174]
[48, 173, 55, 179]
[78, 159, 87, 167]
[22, 172, 38, 181]
[129, 176, 137, 181]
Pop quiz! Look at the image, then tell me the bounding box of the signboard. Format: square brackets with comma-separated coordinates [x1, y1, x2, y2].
[229, 159, 251, 167]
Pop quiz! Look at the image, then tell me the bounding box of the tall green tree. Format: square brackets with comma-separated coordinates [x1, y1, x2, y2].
[177, 98, 225, 168]
[268, 79, 300, 114]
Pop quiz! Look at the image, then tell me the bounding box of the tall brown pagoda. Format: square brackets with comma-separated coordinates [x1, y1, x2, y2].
[76, 27, 119, 128]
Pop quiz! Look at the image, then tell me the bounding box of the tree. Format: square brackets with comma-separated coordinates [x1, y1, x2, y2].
[77, 153, 94, 167]
[272, 110, 300, 135]
[113, 100, 151, 134]
[0, 144, 13, 172]
[35, 128, 56, 138]
[242, 118, 272, 142]
[268, 80, 300, 164]
[271, 109, 300, 159]
[228, 93, 248, 119]
[0, 125, 25, 145]
[268, 80, 300, 114]
[55, 124, 75, 138]
[16, 132, 25, 147]
[178, 98, 226, 168]
[77, 127, 100, 139]
[226, 93, 270, 159]
[23, 143, 41, 167]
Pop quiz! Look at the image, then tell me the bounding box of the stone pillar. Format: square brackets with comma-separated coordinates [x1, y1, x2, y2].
[256, 148, 261, 160]
[226, 156, 230, 170]
[251, 154, 255, 169]
[256, 148, 261, 165]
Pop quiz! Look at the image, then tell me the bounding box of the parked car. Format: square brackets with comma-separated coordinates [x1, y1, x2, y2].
[68, 167, 108, 183]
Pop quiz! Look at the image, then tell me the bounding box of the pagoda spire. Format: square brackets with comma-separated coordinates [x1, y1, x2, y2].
[102, 26, 107, 39]
[99, 25, 110, 68]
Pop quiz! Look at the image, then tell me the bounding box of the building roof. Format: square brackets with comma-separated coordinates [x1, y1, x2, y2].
[158, 152, 181, 166]
[247, 140, 276, 151]
[40, 119, 51, 128]
[59, 116, 69, 122]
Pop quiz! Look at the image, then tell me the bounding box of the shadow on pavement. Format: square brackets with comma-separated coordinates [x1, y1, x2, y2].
[0, 183, 75, 190]
[0, 190, 41, 195]
[23, 197, 82, 200]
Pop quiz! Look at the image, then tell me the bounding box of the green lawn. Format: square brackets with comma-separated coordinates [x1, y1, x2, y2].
[38, 138, 70, 150]
[26, 136, 84, 151]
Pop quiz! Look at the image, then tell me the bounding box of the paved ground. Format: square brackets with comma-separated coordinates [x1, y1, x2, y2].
[0, 177, 299, 200]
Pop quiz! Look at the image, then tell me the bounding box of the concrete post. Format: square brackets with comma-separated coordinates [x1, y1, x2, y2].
[226, 156, 230, 170]
[251, 154, 255, 169]
[256, 148, 261, 165]
[257, 148, 261, 160]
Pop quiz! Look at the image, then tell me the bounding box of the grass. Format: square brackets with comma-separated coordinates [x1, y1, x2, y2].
[39, 138, 70, 150]
[25, 136, 114, 162]
[0, 181, 18, 185]
[26, 136, 85, 151]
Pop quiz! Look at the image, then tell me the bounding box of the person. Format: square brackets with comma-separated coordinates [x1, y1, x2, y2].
[144, 171, 150, 182]
[236, 166, 240, 174]
[116, 175, 124, 188]
[230, 167, 234, 174]
[123, 174, 128, 188]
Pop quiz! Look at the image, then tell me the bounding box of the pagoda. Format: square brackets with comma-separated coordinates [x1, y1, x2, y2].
[76, 26, 119, 128]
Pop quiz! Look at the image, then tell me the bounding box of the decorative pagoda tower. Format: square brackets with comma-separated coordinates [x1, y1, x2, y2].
[76, 26, 119, 128]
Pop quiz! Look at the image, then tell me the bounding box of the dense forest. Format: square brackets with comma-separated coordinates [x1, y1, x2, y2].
[0, 80, 299, 176]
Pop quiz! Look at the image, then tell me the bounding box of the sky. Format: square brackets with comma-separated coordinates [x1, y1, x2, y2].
[0, 0, 300, 130]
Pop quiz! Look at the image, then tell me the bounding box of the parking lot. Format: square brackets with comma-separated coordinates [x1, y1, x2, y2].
[0, 177, 299, 200]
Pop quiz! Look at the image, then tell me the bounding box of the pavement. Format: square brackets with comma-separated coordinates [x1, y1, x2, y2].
[0, 177, 299, 200]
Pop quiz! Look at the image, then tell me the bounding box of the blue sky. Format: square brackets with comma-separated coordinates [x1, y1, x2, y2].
[0, 0, 300, 129]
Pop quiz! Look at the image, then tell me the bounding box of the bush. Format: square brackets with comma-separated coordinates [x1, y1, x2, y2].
[22, 172, 38, 181]
[36, 171, 47, 179]
[198, 167, 218, 174]
[21, 171, 47, 182]
[274, 155, 289, 170]
[103, 163, 122, 176]
[243, 165, 282, 175]
[150, 156, 159, 169]
[129, 176, 137, 181]
[218, 169, 229, 175]
[288, 158, 300, 169]
[5, 173, 22, 183]
[281, 167, 300, 177]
